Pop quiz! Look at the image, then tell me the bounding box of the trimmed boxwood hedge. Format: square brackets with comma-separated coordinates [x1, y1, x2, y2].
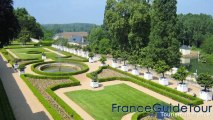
[31, 61, 89, 76]
[87, 66, 203, 106]
[21, 74, 83, 120]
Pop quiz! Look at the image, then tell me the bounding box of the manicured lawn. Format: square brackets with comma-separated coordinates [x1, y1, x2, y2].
[0, 79, 15, 120]
[66, 84, 163, 120]
[9, 47, 61, 59]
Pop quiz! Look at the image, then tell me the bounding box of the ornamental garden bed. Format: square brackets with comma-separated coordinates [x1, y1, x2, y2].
[21, 74, 82, 120]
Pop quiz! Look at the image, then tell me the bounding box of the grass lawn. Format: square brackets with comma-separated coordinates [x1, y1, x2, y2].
[66, 84, 164, 120]
[9, 47, 61, 60]
[0, 79, 15, 120]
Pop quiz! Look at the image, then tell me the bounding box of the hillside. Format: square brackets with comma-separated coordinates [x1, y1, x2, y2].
[42, 23, 97, 33]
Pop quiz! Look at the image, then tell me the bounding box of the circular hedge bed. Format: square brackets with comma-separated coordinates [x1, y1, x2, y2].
[26, 51, 42, 54]
[31, 61, 89, 76]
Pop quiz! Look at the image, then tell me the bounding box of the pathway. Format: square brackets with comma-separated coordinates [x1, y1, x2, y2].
[0, 54, 53, 120]
[6, 49, 19, 58]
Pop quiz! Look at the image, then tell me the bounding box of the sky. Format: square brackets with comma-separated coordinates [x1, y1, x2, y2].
[13, 0, 213, 25]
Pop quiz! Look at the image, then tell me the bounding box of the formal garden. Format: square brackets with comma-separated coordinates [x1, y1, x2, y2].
[1, 0, 213, 120]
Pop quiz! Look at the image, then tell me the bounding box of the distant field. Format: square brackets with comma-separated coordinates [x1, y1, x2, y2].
[66, 84, 163, 120]
[9, 47, 60, 59]
[0, 79, 15, 120]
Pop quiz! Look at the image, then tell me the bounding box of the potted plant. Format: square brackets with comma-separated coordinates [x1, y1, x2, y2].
[128, 52, 139, 75]
[99, 55, 107, 66]
[90, 73, 99, 88]
[154, 60, 170, 86]
[172, 66, 189, 92]
[13, 59, 19, 70]
[140, 58, 154, 80]
[18, 65, 26, 76]
[197, 73, 213, 101]
[88, 52, 94, 63]
[111, 50, 120, 68]
[120, 51, 129, 71]
[41, 52, 46, 60]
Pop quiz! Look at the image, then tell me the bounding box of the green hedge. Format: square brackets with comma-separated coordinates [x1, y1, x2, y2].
[0, 48, 17, 65]
[87, 66, 203, 106]
[4, 46, 37, 49]
[18, 60, 44, 69]
[31, 61, 89, 76]
[0, 78, 15, 120]
[21, 74, 83, 120]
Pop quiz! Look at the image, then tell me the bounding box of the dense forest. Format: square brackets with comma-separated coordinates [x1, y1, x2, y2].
[42, 23, 97, 33]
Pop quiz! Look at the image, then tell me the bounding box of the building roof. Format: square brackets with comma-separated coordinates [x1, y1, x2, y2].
[180, 45, 190, 50]
[58, 32, 88, 39]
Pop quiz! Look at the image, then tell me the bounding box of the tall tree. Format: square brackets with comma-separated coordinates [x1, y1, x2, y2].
[148, 0, 180, 68]
[0, 0, 20, 47]
[128, 0, 150, 51]
[15, 8, 43, 39]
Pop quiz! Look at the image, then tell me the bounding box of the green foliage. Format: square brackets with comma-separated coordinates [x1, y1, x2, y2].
[88, 52, 94, 58]
[201, 35, 213, 54]
[38, 40, 54, 46]
[120, 51, 129, 65]
[15, 8, 44, 39]
[87, 66, 203, 105]
[43, 23, 96, 33]
[154, 60, 170, 77]
[139, 48, 154, 72]
[0, 78, 15, 120]
[99, 55, 107, 64]
[88, 27, 109, 53]
[148, 0, 180, 68]
[26, 51, 42, 54]
[172, 66, 189, 84]
[111, 50, 120, 62]
[128, 51, 139, 68]
[0, 0, 20, 47]
[197, 73, 213, 91]
[177, 14, 213, 47]
[54, 38, 68, 46]
[17, 29, 31, 45]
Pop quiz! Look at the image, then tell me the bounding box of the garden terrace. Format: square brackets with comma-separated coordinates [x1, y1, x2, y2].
[87, 66, 203, 106]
